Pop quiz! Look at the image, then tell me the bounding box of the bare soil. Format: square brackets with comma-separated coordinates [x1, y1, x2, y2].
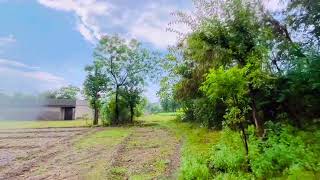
[0, 126, 181, 180]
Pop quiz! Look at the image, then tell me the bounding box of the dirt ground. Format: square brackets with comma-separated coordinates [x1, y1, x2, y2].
[0, 125, 180, 180]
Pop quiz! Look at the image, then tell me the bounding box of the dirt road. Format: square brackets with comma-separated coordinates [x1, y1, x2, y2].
[0, 125, 180, 179]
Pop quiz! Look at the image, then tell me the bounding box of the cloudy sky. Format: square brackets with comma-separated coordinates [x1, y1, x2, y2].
[0, 0, 194, 102]
[0, 0, 282, 102]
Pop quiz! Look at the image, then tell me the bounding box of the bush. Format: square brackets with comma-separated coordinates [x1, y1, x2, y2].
[249, 122, 320, 178]
[209, 129, 247, 173]
[100, 97, 130, 125]
[180, 98, 225, 129]
[180, 155, 211, 180]
[208, 123, 320, 179]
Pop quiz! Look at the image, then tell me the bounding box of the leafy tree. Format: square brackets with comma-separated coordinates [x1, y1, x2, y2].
[41, 85, 80, 100]
[94, 35, 158, 124]
[120, 82, 143, 123]
[83, 61, 109, 125]
[286, 0, 320, 46]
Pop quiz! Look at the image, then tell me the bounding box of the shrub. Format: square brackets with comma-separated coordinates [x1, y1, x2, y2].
[180, 154, 211, 180]
[209, 129, 247, 174]
[249, 122, 320, 178]
[208, 123, 320, 179]
[100, 97, 130, 125]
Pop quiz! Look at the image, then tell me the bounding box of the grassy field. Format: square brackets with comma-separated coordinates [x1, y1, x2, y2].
[0, 119, 93, 129]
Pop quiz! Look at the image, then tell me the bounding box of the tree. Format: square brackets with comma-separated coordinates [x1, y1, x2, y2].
[94, 35, 157, 124]
[120, 81, 143, 123]
[157, 77, 179, 112]
[41, 85, 80, 100]
[83, 61, 109, 125]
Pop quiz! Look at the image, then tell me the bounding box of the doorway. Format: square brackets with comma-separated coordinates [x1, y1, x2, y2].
[64, 107, 74, 120]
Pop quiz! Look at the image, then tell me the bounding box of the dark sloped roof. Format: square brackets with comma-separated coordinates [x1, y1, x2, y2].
[45, 99, 76, 107]
[0, 99, 76, 107]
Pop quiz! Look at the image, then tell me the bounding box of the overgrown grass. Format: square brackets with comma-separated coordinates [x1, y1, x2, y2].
[0, 119, 93, 129]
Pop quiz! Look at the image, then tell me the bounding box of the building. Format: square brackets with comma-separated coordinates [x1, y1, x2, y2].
[0, 99, 93, 120]
[40, 99, 93, 120]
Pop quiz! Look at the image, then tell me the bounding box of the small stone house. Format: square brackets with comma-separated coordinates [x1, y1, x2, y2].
[39, 99, 93, 120]
[0, 99, 93, 120]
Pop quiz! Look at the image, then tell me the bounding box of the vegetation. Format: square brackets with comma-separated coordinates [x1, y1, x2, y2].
[84, 61, 109, 125]
[84, 35, 158, 125]
[155, 0, 320, 178]
[41, 85, 80, 100]
[5, 0, 317, 179]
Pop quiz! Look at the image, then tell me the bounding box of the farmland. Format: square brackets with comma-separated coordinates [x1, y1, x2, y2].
[0, 115, 183, 179]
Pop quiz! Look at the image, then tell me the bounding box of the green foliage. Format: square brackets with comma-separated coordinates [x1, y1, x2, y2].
[249, 123, 320, 178]
[83, 60, 109, 125]
[94, 35, 158, 124]
[209, 129, 247, 173]
[101, 97, 130, 124]
[41, 85, 80, 100]
[144, 102, 162, 114]
[209, 123, 320, 179]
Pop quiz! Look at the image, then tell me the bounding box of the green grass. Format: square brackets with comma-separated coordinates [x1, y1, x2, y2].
[75, 128, 131, 149]
[138, 113, 221, 179]
[75, 128, 132, 179]
[0, 119, 93, 129]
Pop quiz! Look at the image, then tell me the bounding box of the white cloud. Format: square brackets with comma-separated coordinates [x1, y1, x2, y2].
[0, 59, 66, 93]
[37, 0, 188, 48]
[38, 0, 111, 43]
[0, 34, 16, 47]
[0, 58, 39, 70]
[129, 5, 188, 49]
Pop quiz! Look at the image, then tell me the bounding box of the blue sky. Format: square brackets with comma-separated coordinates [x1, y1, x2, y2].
[0, 0, 193, 102]
[0, 0, 282, 102]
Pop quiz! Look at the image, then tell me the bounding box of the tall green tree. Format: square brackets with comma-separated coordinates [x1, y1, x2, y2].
[83, 61, 109, 125]
[94, 35, 157, 124]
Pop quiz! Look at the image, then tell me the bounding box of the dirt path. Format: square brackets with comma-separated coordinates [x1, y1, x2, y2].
[0, 125, 181, 180]
[108, 126, 181, 179]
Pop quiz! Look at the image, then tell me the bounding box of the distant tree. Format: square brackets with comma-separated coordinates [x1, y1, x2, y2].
[41, 85, 80, 100]
[94, 35, 158, 124]
[146, 102, 162, 114]
[157, 77, 179, 112]
[83, 61, 109, 125]
[55, 85, 80, 99]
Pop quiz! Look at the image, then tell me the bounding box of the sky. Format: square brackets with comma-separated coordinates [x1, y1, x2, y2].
[0, 0, 283, 102]
[0, 0, 193, 102]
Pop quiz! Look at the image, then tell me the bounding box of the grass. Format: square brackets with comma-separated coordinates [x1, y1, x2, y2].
[0, 119, 93, 129]
[75, 128, 132, 179]
[138, 113, 221, 179]
[75, 128, 131, 149]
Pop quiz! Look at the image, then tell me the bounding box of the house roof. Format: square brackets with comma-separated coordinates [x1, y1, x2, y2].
[0, 99, 78, 107]
[45, 99, 76, 107]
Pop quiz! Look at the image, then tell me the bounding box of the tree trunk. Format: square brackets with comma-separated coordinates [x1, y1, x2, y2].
[115, 85, 120, 124]
[240, 123, 252, 172]
[130, 105, 134, 123]
[249, 85, 264, 137]
[93, 107, 99, 125]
